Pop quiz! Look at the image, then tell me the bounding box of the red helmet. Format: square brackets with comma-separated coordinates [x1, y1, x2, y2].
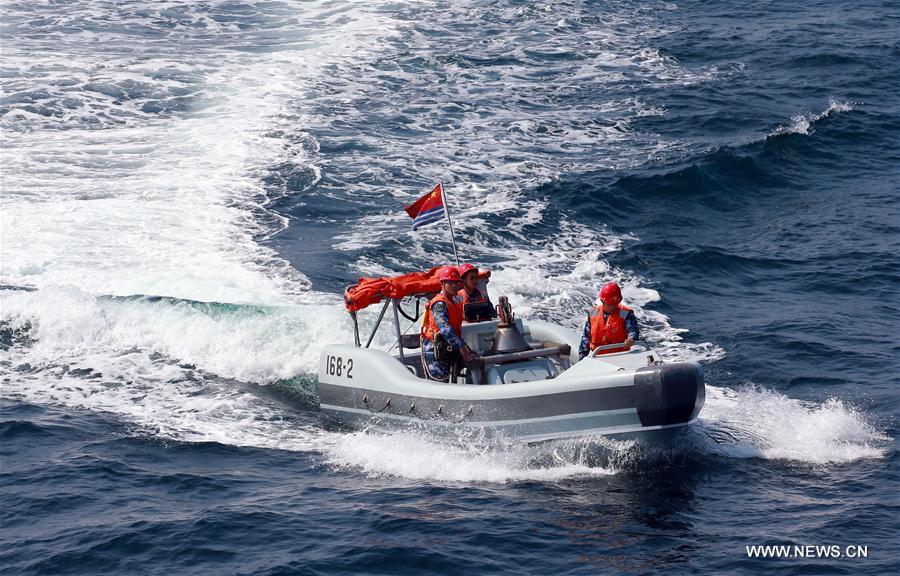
[439, 266, 461, 282]
[599, 282, 622, 304]
[457, 263, 477, 279]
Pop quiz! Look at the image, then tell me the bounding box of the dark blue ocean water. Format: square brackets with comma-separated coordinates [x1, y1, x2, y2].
[2, 1, 899, 574]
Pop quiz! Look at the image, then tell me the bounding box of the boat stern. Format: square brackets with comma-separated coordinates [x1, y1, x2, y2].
[633, 362, 705, 427]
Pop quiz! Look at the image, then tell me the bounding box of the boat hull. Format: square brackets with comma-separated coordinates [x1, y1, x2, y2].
[318, 344, 705, 443]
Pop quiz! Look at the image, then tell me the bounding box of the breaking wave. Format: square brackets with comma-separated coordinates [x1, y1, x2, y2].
[768, 98, 855, 138]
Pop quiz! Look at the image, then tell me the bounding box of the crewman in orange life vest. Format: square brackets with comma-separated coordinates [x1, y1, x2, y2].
[457, 263, 497, 319]
[578, 282, 641, 359]
[421, 266, 476, 381]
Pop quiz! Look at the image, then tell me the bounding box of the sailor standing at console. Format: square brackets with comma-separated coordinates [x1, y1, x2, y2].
[579, 282, 641, 359]
[457, 263, 497, 319]
[421, 266, 476, 381]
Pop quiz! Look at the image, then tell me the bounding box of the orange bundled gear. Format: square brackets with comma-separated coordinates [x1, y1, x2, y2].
[344, 266, 490, 313]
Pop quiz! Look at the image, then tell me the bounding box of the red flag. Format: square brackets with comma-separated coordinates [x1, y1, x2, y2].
[404, 183, 446, 230]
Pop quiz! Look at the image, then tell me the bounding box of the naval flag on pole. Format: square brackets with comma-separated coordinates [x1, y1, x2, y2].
[404, 183, 446, 230]
[403, 181, 460, 264]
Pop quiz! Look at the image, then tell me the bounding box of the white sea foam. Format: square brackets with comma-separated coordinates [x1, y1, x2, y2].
[0, 2, 884, 483]
[319, 379, 890, 481]
[3, 350, 332, 452]
[0, 1, 400, 449]
[324, 428, 621, 483]
[1, 1, 400, 365]
[1, 288, 349, 383]
[699, 385, 888, 464]
[0, 1, 404, 304]
[770, 98, 855, 137]
[2, 83, 290, 300]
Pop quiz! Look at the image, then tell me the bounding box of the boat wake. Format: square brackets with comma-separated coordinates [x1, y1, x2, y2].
[2, 283, 889, 484]
[318, 382, 889, 483]
[0, 0, 887, 486]
[697, 384, 888, 464]
[6, 362, 886, 486]
[323, 428, 622, 483]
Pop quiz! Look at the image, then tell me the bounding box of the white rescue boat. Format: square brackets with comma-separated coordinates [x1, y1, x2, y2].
[318, 267, 705, 443]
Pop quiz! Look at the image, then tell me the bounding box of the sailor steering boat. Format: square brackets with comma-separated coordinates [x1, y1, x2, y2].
[318, 266, 705, 443]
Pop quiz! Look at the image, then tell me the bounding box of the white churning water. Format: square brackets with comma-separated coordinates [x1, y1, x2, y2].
[1, 0, 885, 482]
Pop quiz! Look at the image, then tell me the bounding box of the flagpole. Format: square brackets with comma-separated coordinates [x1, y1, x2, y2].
[439, 179, 461, 265]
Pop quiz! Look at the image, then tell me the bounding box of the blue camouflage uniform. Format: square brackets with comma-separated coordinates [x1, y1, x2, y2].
[422, 301, 468, 381]
[578, 309, 640, 359]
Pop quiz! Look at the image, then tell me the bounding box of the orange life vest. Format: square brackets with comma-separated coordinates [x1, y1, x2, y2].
[589, 304, 633, 354]
[458, 287, 487, 305]
[422, 291, 463, 343]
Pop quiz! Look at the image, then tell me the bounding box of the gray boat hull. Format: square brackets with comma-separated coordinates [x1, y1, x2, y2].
[318, 328, 704, 443]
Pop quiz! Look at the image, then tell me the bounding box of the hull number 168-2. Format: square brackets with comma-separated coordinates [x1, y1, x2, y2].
[325, 355, 353, 378]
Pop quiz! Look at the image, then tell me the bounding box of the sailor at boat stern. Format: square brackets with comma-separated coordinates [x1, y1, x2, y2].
[579, 282, 641, 359]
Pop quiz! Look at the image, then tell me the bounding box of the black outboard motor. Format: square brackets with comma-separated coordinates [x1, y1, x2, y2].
[490, 297, 532, 354]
